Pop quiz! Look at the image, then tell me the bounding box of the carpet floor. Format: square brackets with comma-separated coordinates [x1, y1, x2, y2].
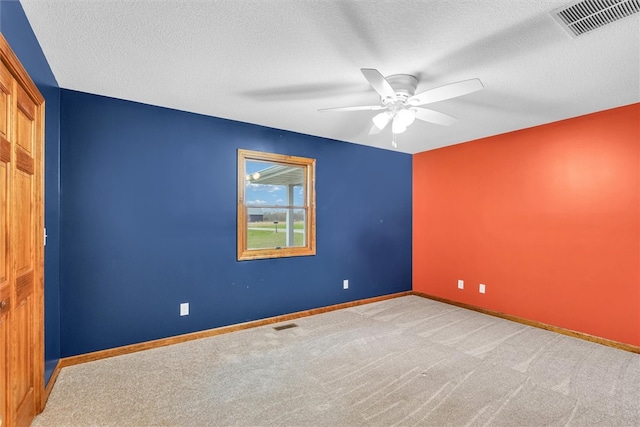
[33, 295, 640, 426]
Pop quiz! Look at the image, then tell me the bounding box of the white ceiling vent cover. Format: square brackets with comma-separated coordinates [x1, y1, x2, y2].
[552, 0, 640, 37]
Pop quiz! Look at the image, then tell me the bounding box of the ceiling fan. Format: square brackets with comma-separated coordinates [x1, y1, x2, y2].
[319, 68, 483, 147]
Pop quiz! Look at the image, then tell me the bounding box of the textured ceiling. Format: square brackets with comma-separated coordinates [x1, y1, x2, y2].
[19, 0, 640, 154]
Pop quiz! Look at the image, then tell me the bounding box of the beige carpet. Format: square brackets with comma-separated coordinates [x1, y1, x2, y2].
[34, 296, 640, 426]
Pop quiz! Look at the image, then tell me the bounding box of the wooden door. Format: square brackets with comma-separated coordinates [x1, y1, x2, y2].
[0, 53, 11, 427]
[0, 34, 45, 427]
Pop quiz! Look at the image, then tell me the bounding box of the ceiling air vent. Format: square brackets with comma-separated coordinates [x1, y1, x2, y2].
[552, 0, 640, 37]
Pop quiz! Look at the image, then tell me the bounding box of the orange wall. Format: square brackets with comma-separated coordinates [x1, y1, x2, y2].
[413, 103, 639, 346]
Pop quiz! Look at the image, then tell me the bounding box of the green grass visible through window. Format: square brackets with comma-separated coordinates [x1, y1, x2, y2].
[247, 228, 304, 249]
[248, 221, 304, 230]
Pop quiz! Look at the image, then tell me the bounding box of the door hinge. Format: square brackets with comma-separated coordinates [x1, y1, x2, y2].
[44, 227, 47, 246]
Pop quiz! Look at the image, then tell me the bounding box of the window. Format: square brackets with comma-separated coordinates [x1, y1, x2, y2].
[237, 149, 316, 261]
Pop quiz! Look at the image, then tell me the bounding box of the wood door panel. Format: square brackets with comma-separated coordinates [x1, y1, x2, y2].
[0, 91, 7, 139]
[13, 296, 33, 406]
[0, 159, 7, 286]
[0, 62, 10, 93]
[16, 272, 33, 303]
[14, 171, 33, 275]
[0, 308, 7, 427]
[16, 87, 34, 155]
[0, 63, 10, 140]
[16, 86, 35, 121]
[16, 148, 34, 175]
[15, 90, 35, 280]
[0, 286, 8, 427]
[0, 136, 8, 162]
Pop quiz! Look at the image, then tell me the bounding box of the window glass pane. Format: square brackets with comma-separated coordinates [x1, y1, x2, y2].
[246, 208, 306, 249]
[245, 161, 304, 207]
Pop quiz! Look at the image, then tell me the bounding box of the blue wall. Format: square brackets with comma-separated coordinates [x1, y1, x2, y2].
[1, 0, 61, 384]
[60, 90, 412, 357]
[2, 0, 411, 361]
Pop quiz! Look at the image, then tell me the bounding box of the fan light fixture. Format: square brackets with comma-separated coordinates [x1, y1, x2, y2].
[320, 69, 484, 147]
[373, 108, 416, 134]
[396, 108, 416, 127]
[372, 112, 392, 130]
[391, 116, 407, 134]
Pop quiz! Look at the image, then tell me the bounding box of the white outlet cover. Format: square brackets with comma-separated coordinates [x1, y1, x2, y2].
[479, 284, 486, 294]
[343, 279, 349, 290]
[180, 302, 189, 316]
[457, 280, 464, 289]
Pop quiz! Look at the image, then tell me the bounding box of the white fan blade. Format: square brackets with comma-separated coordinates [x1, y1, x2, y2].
[408, 78, 483, 106]
[414, 108, 458, 126]
[369, 123, 382, 135]
[318, 105, 385, 112]
[361, 68, 397, 101]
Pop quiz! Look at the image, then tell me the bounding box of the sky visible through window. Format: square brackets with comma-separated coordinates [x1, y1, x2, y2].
[245, 160, 304, 208]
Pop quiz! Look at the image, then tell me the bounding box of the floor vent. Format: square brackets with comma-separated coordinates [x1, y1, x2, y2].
[552, 0, 639, 37]
[273, 323, 298, 331]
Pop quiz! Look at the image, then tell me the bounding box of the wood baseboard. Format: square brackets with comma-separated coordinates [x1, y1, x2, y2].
[60, 291, 412, 368]
[412, 291, 640, 354]
[41, 360, 61, 411]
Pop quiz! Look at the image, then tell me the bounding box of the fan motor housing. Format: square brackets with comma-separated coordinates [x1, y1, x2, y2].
[384, 74, 418, 101]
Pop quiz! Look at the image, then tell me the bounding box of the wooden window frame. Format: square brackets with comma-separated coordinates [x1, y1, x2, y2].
[237, 149, 316, 261]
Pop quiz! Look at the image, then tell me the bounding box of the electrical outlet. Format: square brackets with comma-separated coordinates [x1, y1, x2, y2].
[180, 302, 189, 316]
[479, 284, 486, 294]
[457, 279, 464, 289]
[343, 279, 349, 290]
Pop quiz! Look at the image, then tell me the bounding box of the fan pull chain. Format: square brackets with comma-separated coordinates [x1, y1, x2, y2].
[392, 133, 397, 148]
